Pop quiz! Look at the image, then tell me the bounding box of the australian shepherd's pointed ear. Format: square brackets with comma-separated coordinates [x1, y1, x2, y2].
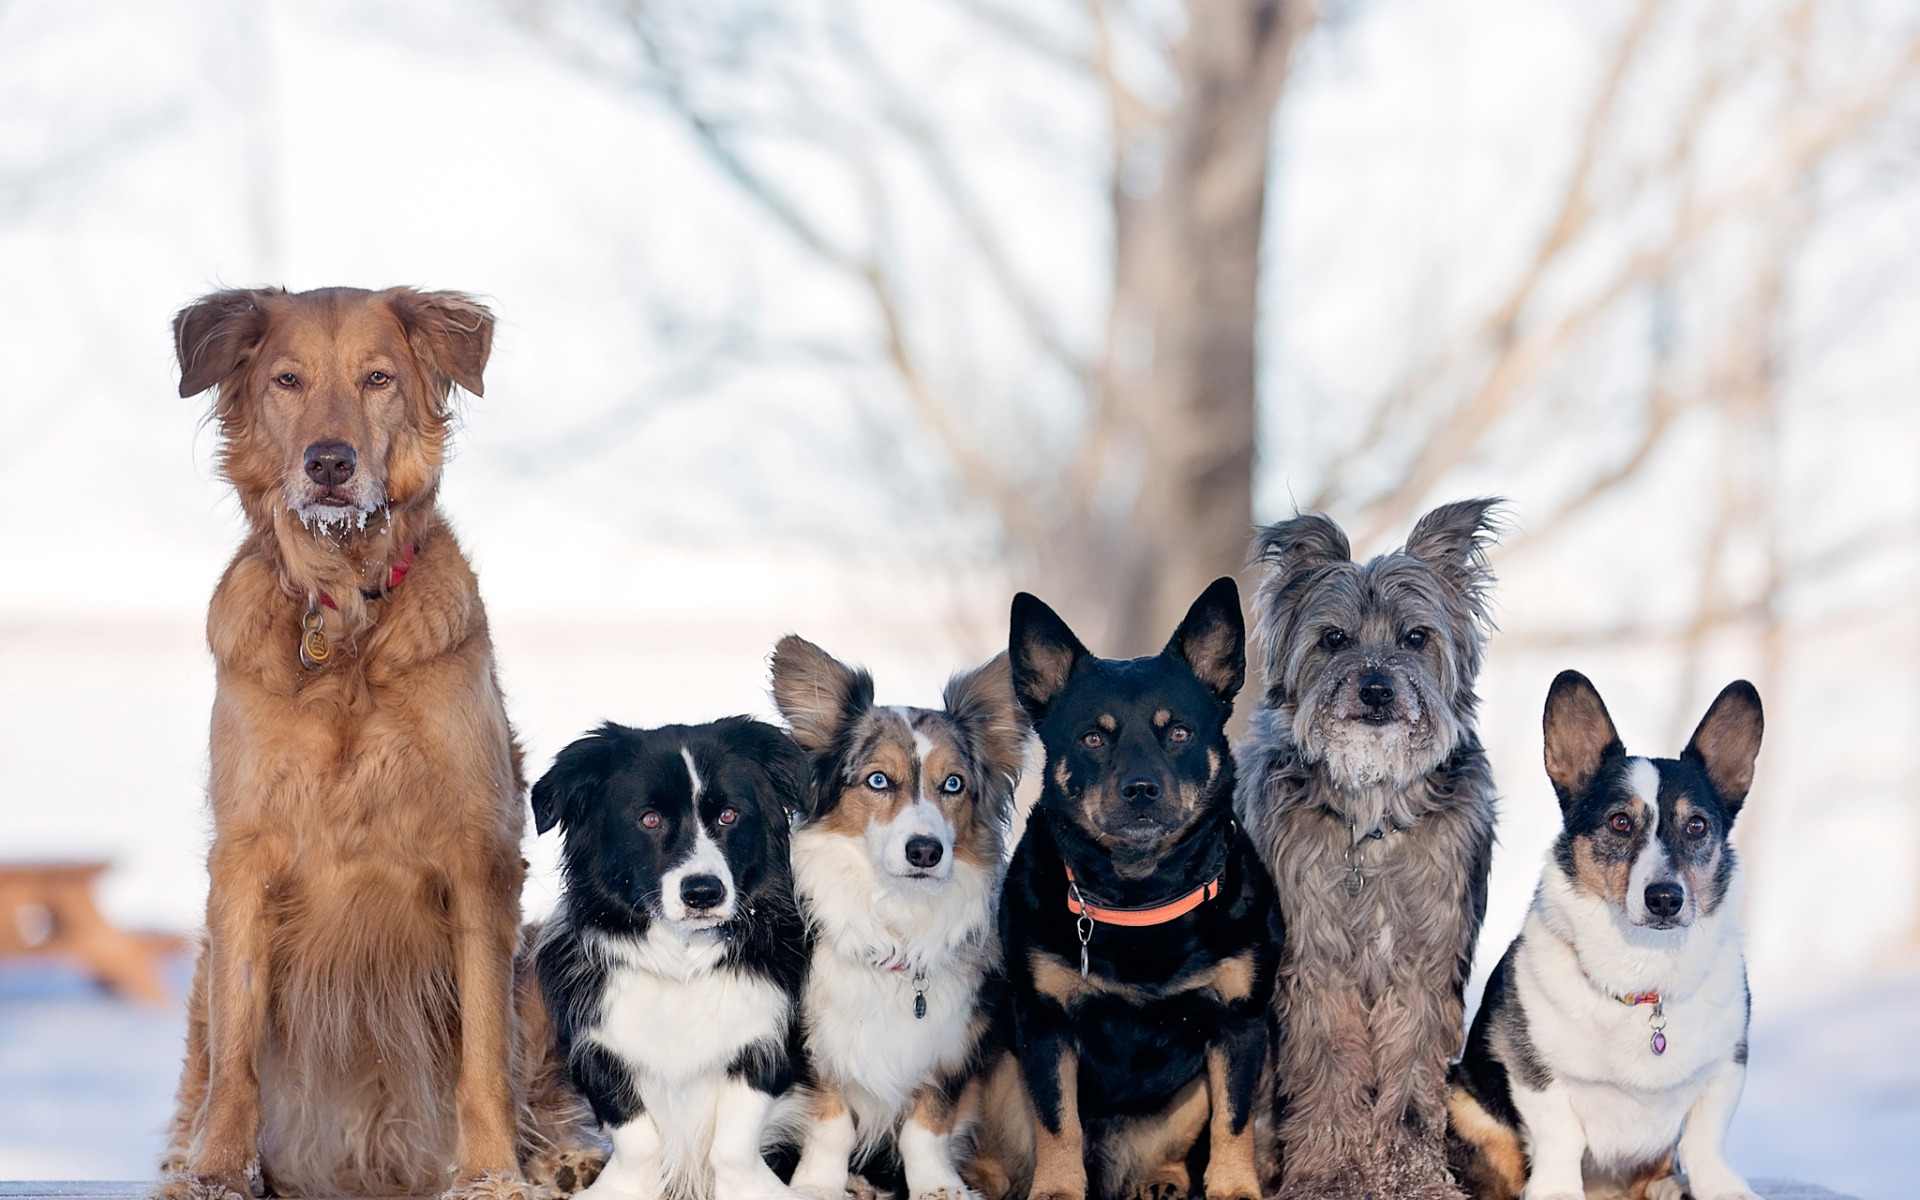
[1008, 592, 1091, 723]
[1162, 576, 1246, 706]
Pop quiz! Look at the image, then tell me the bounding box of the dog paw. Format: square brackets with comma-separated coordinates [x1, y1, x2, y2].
[845, 1175, 886, 1200]
[151, 1174, 252, 1200]
[1129, 1180, 1185, 1200]
[526, 1149, 609, 1198]
[444, 1170, 539, 1200]
[913, 1188, 981, 1200]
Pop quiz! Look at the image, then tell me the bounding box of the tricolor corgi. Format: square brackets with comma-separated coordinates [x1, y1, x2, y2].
[769, 637, 1027, 1200]
[1448, 672, 1764, 1200]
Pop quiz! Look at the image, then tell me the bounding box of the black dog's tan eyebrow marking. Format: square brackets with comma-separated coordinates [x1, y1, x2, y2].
[1097, 714, 1117, 732]
[1153, 709, 1172, 728]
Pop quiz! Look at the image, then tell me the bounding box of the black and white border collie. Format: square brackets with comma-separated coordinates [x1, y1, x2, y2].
[533, 719, 814, 1200]
[1448, 672, 1764, 1200]
[769, 637, 1028, 1200]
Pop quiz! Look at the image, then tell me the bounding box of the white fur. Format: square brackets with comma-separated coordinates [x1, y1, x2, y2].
[1507, 843, 1755, 1199]
[583, 925, 794, 1200]
[1621, 758, 1682, 927]
[661, 823, 736, 928]
[791, 821, 997, 1166]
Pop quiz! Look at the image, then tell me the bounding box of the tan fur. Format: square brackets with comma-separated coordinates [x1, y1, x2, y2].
[1104, 1079, 1206, 1200]
[959, 1056, 1034, 1200]
[156, 287, 595, 1200]
[1572, 831, 1636, 907]
[1030, 949, 1256, 1008]
[1444, 1088, 1525, 1200]
[1626, 1152, 1676, 1200]
[1204, 1048, 1260, 1200]
[1029, 1049, 1087, 1200]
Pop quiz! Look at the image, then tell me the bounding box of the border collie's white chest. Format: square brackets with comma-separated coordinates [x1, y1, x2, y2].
[589, 930, 790, 1084]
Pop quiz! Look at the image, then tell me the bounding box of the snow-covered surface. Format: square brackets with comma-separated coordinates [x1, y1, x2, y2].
[1, 952, 1913, 1197]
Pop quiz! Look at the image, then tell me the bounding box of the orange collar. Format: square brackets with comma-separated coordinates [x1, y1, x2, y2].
[1064, 862, 1220, 927]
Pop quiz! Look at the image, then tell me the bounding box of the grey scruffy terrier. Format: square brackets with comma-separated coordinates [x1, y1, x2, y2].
[1234, 500, 1503, 1200]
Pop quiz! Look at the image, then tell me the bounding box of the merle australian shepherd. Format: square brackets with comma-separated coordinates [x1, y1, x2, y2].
[769, 637, 1028, 1200]
[999, 579, 1282, 1200]
[532, 719, 814, 1200]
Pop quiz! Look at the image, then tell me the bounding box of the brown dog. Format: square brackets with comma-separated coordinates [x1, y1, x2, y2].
[157, 287, 595, 1200]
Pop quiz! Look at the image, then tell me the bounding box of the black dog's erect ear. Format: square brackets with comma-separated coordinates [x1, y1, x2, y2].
[1163, 577, 1246, 707]
[1683, 680, 1764, 819]
[531, 724, 621, 835]
[769, 635, 875, 754]
[174, 288, 278, 398]
[387, 288, 494, 399]
[1404, 498, 1505, 609]
[1009, 592, 1090, 723]
[1542, 670, 1623, 814]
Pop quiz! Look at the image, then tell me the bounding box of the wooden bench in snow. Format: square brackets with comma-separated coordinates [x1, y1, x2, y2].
[0, 860, 183, 1003]
[0, 1183, 1865, 1200]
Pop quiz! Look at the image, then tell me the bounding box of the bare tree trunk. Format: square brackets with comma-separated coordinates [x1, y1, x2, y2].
[1051, 0, 1308, 654]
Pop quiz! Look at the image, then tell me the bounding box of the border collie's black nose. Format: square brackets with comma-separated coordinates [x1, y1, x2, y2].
[1121, 775, 1161, 803]
[1644, 881, 1684, 919]
[1359, 673, 1395, 709]
[680, 874, 727, 912]
[304, 440, 357, 486]
[905, 836, 944, 869]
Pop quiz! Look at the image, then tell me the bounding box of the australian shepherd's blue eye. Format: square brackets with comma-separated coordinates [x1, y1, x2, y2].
[942, 773, 964, 793]
[866, 771, 889, 790]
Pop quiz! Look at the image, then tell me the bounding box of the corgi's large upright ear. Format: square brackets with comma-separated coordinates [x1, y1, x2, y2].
[770, 635, 874, 755]
[1683, 680, 1764, 819]
[531, 724, 620, 835]
[1542, 670, 1623, 815]
[1163, 576, 1246, 709]
[1009, 592, 1090, 724]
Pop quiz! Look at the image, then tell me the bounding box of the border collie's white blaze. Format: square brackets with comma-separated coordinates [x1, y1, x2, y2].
[771, 637, 1027, 1200]
[1448, 673, 1764, 1200]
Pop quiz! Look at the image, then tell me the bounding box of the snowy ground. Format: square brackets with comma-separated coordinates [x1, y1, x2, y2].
[0, 951, 1912, 1199]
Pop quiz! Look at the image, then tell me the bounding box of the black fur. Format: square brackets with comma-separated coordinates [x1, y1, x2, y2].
[1001, 579, 1282, 1199]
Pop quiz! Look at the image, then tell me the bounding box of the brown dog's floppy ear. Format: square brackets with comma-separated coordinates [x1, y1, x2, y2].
[1683, 680, 1764, 819]
[389, 289, 493, 397]
[944, 652, 1028, 802]
[1404, 498, 1505, 607]
[1009, 592, 1089, 724]
[770, 635, 874, 754]
[1163, 577, 1246, 707]
[174, 288, 276, 398]
[1542, 670, 1622, 814]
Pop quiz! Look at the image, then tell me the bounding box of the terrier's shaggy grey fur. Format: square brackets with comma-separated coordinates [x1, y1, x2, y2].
[1233, 500, 1503, 1200]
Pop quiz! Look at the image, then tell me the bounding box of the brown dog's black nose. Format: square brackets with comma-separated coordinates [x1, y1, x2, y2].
[1644, 881, 1684, 919]
[304, 440, 357, 487]
[680, 874, 727, 912]
[1359, 672, 1395, 709]
[905, 836, 944, 869]
[1121, 775, 1161, 803]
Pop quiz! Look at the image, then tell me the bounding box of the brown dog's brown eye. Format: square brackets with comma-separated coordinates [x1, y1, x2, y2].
[1321, 629, 1350, 651]
[1685, 816, 1707, 838]
[367, 370, 392, 386]
[1081, 731, 1104, 749]
[274, 372, 298, 388]
[1402, 628, 1429, 650]
[1609, 813, 1633, 835]
[640, 811, 663, 830]
[1168, 725, 1192, 743]
[717, 807, 739, 826]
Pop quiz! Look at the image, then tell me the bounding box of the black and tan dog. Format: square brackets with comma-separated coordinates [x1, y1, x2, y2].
[998, 579, 1282, 1200]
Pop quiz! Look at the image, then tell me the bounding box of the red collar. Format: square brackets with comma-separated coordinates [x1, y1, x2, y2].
[1064, 862, 1220, 927]
[318, 543, 417, 610]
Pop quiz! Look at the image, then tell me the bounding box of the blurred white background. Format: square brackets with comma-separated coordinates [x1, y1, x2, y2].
[1, 0, 1917, 1193]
